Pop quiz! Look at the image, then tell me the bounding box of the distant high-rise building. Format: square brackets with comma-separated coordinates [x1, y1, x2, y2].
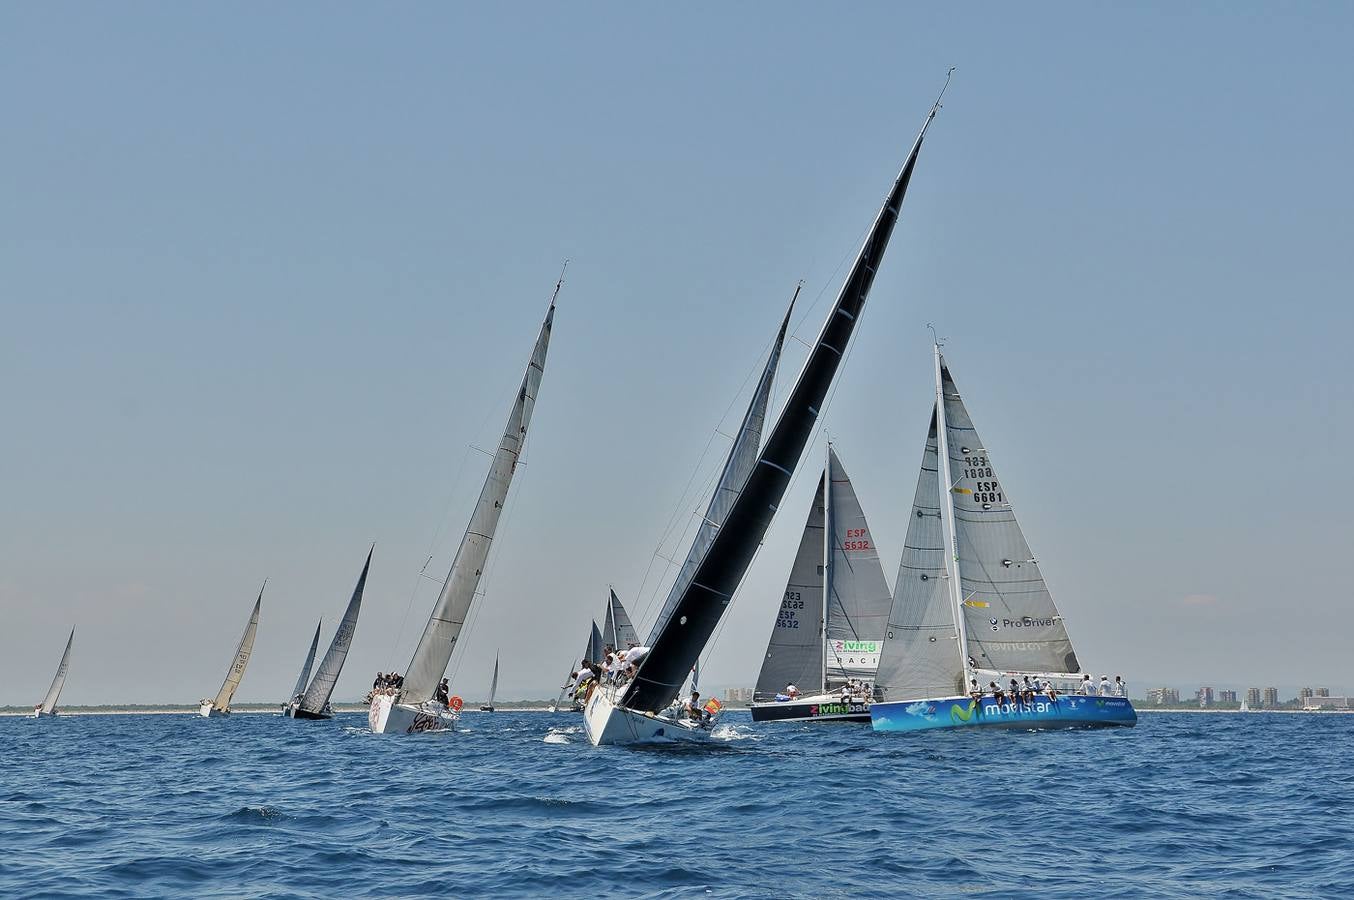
[1197, 686, 1214, 707]
[1246, 687, 1262, 708]
[1219, 690, 1237, 703]
[1317, 687, 1331, 697]
[724, 687, 754, 704]
[1147, 688, 1180, 705]
[1300, 687, 1314, 702]
[1263, 687, 1279, 707]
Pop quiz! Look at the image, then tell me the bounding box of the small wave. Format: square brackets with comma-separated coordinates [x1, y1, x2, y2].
[711, 723, 759, 741]
[543, 732, 572, 744]
[222, 805, 288, 824]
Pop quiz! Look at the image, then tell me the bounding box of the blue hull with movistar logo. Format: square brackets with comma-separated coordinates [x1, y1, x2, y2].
[871, 693, 1137, 733]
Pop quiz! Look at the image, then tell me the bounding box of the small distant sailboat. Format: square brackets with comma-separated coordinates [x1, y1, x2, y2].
[199, 585, 263, 718]
[1240, 697, 1251, 712]
[283, 620, 323, 713]
[285, 546, 372, 720]
[869, 344, 1137, 733]
[369, 276, 559, 735]
[750, 445, 891, 723]
[32, 627, 74, 718]
[584, 86, 942, 746]
[480, 653, 499, 712]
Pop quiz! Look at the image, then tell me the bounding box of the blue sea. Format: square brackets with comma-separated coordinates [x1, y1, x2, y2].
[3, 710, 1351, 898]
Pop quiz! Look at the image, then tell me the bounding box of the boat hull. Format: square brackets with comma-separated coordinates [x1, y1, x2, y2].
[283, 703, 332, 721]
[367, 693, 458, 734]
[871, 693, 1137, 733]
[31, 709, 58, 718]
[750, 695, 871, 723]
[583, 688, 713, 746]
[198, 702, 229, 718]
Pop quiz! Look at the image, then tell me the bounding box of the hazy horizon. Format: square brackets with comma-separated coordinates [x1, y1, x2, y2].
[4, 4, 1352, 707]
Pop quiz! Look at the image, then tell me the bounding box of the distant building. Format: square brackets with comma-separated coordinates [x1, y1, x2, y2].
[1300, 687, 1314, 703]
[1219, 690, 1237, 703]
[1263, 687, 1279, 707]
[1197, 686, 1214, 707]
[724, 687, 754, 704]
[1317, 687, 1331, 697]
[1246, 687, 1262, 708]
[1146, 687, 1179, 705]
[1303, 695, 1352, 710]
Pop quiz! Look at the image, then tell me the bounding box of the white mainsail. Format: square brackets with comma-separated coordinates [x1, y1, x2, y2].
[39, 627, 75, 714]
[213, 588, 263, 710]
[400, 296, 556, 704]
[487, 653, 499, 708]
[299, 546, 372, 713]
[823, 446, 893, 682]
[290, 620, 323, 702]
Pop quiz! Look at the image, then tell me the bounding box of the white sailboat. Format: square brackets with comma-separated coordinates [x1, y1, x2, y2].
[286, 546, 372, 720]
[584, 88, 942, 746]
[480, 653, 499, 712]
[32, 627, 74, 718]
[369, 276, 560, 735]
[199, 586, 263, 717]
[750, 445, 891, 723]
[870, 344, 1136, 732]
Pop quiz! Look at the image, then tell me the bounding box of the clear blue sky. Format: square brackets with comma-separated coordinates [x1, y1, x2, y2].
[3, 4, 1351, 704]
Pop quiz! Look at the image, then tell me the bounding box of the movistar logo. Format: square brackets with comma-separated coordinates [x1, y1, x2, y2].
[950, 700, 977, 723]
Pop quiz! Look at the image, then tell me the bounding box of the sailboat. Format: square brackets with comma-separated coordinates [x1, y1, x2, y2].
[870, 345, 1137, 733]
[32, 627, 74, 718]
[583, 88, 943, 746]
[369, 277, 559, 735]
[750, 445, 891, 723]
[283, 620, 322, 714]
[285, 546, 373, 720]
[554, 619, 604, 712]
[480, 653, 499, 712]
[199, 585, 263, 717]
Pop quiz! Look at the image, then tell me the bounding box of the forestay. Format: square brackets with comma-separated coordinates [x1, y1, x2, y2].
[874, 409, 966, 700]
[940, 361, 1079, 675]
[753, 473, 825, 699]
[214, 589, 263, 710]
[402, 296, 556, 704]
[626, 101, 940, 713]
[823, 446, 892, 682]
[299, 546, 372, 713]
[40, 628, 75, 714]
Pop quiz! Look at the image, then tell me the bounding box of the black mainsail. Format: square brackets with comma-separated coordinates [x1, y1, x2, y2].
[623, 97, 943, 713]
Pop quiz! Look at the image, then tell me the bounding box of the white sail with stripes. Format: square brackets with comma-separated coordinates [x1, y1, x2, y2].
[823, 446, 893, 682]
[213, 589, 262, 710]
[40, 628, 75, 714]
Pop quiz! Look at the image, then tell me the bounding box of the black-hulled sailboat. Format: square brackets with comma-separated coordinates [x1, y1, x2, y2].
[583, 89, 942, 746]
[369, 277, 559, 735]
[32, 627, 74, 718]
[750, 445, 891, 723]
[870, 344, 1136, 733]
[480, 653, 499, 712]
[285, 546, 372, 720]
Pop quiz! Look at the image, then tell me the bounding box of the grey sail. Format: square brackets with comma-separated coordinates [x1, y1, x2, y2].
[488, 654, 499, 707]
[823, 446, 893, 683]
[606, 590, 639, 649]
[586, 620, 603, 665]
[402, 294, 556, 704]
[941, 360, 1079, 675]
[643, 295, 794, 648]
[299, 546, 372, 713]
[875, 408, 965, 700]
[213, 588, 263, 710]
[40, 628, 75, 714]
[753, 473, 826, 699]
[290, 620, 323, 701]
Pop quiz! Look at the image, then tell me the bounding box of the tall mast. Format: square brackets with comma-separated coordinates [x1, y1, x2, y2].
[820, 443, 832, 694]
[933, 341, 971, 689]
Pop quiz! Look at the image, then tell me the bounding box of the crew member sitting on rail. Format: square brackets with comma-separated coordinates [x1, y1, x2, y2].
[434, 678, 450, 706]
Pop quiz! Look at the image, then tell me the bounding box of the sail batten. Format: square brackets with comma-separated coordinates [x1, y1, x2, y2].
[402, 297, 556, 703]
[299, 546, 372, 713]
[627, 105, 939, 713]
[40, 628, 75, 714]
[213, 588, 263, 710]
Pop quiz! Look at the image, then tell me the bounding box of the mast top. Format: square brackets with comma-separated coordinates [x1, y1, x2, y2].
[550, 260, 569, 307]
[930, 67, 956, 119]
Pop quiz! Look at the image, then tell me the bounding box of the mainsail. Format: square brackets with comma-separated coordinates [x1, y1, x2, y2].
[753, 473, 826, 698]
[299, 546, 372, 713]
[604, 589, 640, 649]
[487, 653, 499, 707]
[401, 288, 557, 703]
[40, 628, 75, 714]
[290, 620, 323, 701]
[642, 292, 795, 649]
[874, 408, 965, 700]
[940, 360, 1079, 675]
[823, 446, 893, 681]
[586, 621, 603, 665]
[213, 587, 263, 710]
[626, 102, 940, 713]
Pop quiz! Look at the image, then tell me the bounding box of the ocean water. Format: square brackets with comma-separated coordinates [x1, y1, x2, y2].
[2, 710, 1351, 898]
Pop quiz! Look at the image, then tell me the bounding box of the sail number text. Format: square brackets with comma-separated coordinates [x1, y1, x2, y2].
[964, 456, 1003, 504]
[777, 591, 803, 628]
[842, 528, 871, 551]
